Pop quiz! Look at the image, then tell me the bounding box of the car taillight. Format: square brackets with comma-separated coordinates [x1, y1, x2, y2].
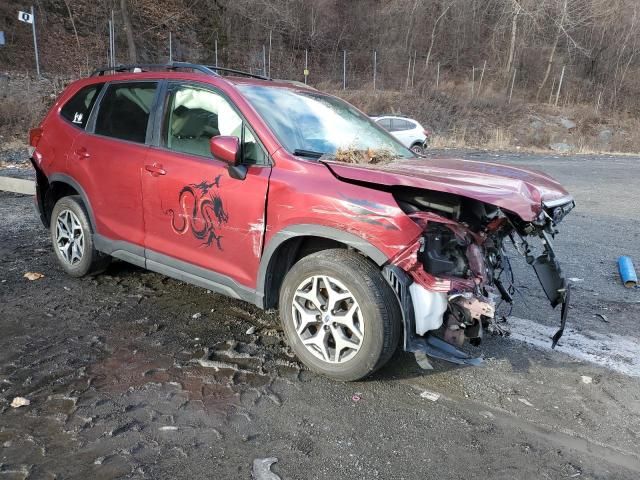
[28, 127, 42, 156]
[29, 127, 43, 147]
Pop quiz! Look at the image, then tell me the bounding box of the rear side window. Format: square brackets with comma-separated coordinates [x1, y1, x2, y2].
[390, 119, 414, 131]
[95, 82, 157, 143]
[60, 84, 103, 129]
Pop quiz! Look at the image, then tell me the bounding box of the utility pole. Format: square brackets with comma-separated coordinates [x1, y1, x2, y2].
[555, 65, 566, 107]
[411, 50, 416, 88]
[268, 30, 272, 78]
[471, 66, 475, 97]
[18, 7, 41, 75]
[373, 50, 377, 90]
[108, 20, 113, 67]
[509, 68, 517, 104]
[262, 44, 266, 77]
[343, 50, 346, 90]
[405, 55, 411, 90]
[31, 6, 40, 76]
[214, 37, 218, 67]
[111, 9, 115, 67]
[478, 60, 487, 96]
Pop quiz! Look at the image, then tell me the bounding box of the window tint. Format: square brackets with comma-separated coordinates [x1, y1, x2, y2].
[390, 119, 413, 131]
[95, 82, 157, 143]
[164, 85, 266, 164]
[242, 124, 268, 165]
[60, 84, 103, 129]
[377, 118, 391, 130]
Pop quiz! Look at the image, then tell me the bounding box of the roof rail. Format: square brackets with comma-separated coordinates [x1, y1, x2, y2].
[370, 113, 409, 118]
[205, 66, 270, 80]
[91, 62, 218, 77]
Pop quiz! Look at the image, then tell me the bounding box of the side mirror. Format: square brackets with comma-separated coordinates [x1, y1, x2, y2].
[210, 136, 240, 166]
[209, 135, 247, 180]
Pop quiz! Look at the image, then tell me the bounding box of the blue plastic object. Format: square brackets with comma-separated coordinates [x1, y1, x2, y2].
[618, 256, 638, 288]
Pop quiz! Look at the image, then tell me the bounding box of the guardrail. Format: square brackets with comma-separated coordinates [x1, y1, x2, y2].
[0, 176, 35, 195]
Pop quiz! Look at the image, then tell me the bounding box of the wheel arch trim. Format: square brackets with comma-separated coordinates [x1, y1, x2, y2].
[48, 173, 97, 232]
[257, 224, 389, 300]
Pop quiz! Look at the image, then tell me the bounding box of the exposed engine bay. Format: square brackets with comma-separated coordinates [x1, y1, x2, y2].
[385, 188, 574, 365]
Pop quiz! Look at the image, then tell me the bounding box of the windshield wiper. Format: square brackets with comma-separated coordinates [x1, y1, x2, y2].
[293, 149, 324, 159]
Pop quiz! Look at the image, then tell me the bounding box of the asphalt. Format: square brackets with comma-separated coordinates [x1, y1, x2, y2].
[1, 149, 639, 479]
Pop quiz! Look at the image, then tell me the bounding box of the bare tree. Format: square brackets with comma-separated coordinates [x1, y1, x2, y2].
[425, 1, 453, 69]
[120, 0, 137, 63]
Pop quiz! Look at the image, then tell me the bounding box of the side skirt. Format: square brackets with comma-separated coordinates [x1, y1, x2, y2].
[93, 234, 263, 307]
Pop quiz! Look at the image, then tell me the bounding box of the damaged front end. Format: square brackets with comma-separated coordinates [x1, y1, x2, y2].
[384, 189, 574, 366]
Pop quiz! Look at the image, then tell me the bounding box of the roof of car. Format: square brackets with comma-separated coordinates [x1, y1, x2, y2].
[371, 114, 411, 119]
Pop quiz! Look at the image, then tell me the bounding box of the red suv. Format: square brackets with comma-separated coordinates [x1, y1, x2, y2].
[29, 63, 574, 381]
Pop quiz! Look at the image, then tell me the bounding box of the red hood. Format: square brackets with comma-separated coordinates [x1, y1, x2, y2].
[322, 156, 572, 221]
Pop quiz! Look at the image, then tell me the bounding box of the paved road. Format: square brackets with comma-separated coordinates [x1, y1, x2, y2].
[1, 151, 639, 479]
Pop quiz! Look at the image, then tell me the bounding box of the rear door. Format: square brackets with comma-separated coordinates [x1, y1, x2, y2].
[68, 81, 158, 246]
[141, 82, 271, 289]
[390, 118, 412, 147]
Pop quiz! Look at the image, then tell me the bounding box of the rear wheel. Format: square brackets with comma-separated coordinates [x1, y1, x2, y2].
[50, 196, 109, 277]
[279, 249, 401, 381]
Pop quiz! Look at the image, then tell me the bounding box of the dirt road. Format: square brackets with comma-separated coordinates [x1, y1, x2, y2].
[1, 150, 639, 479]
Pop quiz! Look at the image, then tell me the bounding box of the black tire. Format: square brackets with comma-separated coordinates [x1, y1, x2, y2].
[410, 143, 425, 155]
[279, 249, 401, 381]
[50, 196, 110, 277]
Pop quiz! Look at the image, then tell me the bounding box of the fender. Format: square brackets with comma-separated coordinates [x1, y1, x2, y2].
[256, 224, 389, 303]
[48, 173, 98, 232]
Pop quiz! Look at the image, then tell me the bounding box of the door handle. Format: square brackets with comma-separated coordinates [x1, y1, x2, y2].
[145, 163, 167, 176]
[74, 147, 90, 159]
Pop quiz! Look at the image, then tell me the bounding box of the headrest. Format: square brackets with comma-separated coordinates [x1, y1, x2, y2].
[171, 106, 205, 138]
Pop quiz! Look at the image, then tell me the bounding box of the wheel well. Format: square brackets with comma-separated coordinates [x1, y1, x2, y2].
[263, 236, 350, 309]
[43, 181, 80, 225]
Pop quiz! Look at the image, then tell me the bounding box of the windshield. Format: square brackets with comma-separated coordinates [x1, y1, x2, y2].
[238, 85, 413, 159]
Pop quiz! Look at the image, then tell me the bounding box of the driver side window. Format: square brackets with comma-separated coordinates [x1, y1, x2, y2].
[163, 85, 267, 165]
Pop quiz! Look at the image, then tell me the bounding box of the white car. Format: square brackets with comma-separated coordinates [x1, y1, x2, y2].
[371, 115, 431, 155]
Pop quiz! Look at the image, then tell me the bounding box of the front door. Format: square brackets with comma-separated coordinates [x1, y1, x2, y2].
[69, 81, 158, 246]
[141, 83, 271, 289]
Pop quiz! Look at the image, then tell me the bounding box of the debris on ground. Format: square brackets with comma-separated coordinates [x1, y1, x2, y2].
[159, 426, 179, 431]
[252, 457, 281, 480]
[23, 272, 44, 281]
[351, 393, 362, 403]
[518, 398, 534, 407]
[568, 277, 584, 283]
[595, 313, 609, 323]
[246, 326, 257, 335]
[414, 352, 434, 370]
[333, 147, 396, 165]
[10, 397, 30, 408]
[419, 390, 441, 402]
[618, 256, 638, 288]
[581, 376, 593, 384]
[192, 312, 202, 319]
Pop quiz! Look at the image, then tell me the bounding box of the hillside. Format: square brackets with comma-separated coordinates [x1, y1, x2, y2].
[1, 0, 639, 153]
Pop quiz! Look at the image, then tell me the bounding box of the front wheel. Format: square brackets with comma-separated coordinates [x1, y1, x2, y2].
[279, 249, 401, 381]
[410, 143, 426, 155]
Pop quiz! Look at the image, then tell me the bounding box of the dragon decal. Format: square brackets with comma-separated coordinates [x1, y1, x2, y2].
[165, 175, 229, 250]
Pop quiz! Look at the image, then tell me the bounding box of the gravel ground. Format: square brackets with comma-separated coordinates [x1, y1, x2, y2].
[1, 150, 640, 479]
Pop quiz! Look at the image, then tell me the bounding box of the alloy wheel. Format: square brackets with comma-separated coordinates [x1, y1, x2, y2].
[55, 209, 85, 265]
[291, 275, 364, 363]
